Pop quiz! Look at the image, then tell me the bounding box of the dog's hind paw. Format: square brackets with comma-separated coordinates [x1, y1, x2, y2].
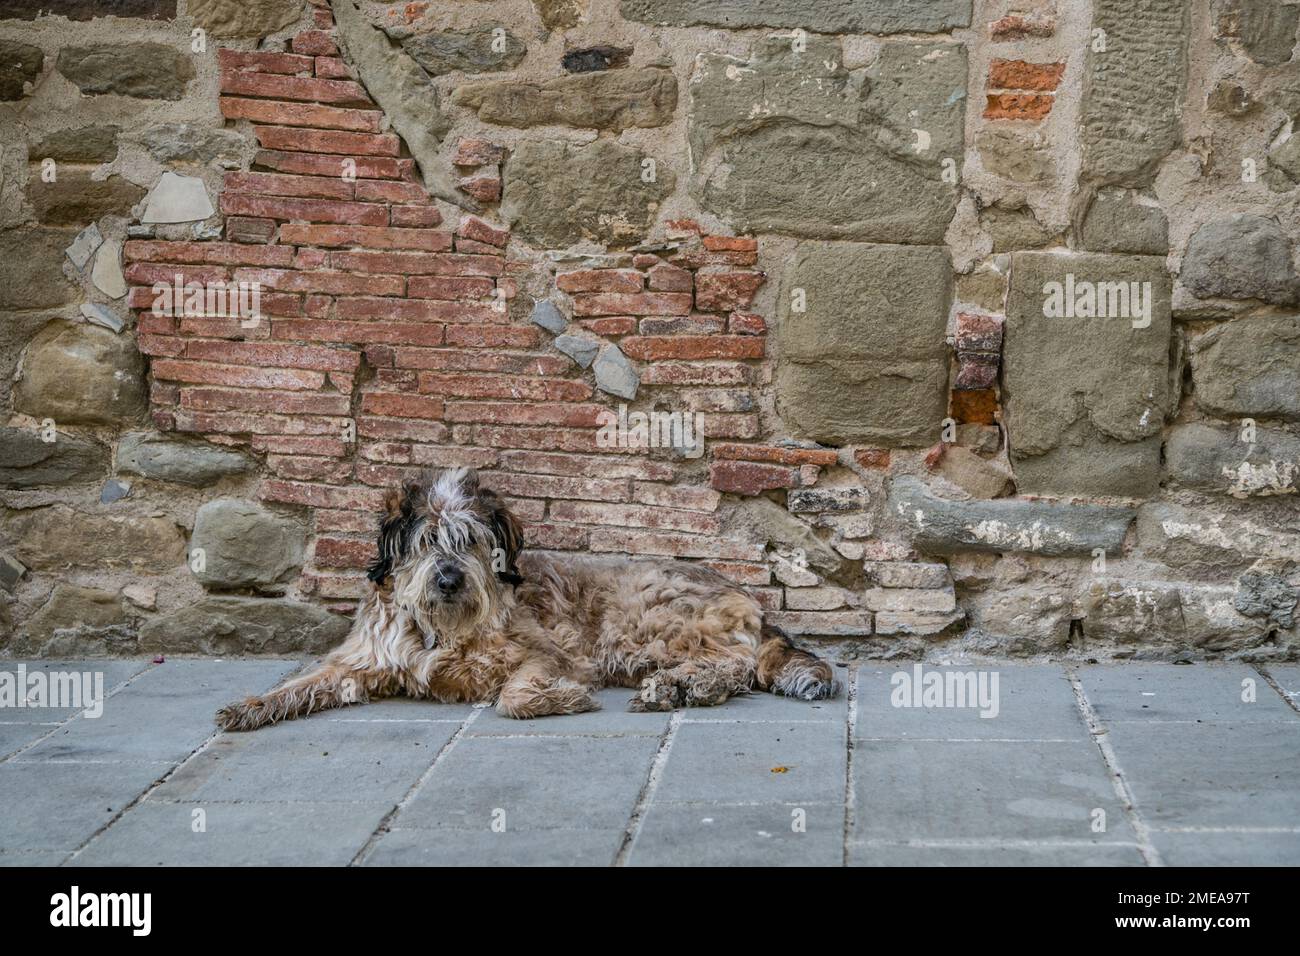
[628, 675, 685, 712]
[215, 698, 269, 732]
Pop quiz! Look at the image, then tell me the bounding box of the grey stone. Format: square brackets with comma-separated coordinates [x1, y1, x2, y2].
[470, 687, 668, 736]
[2, 504, 186, 573]
[189, 499, 306, 590]
[0, 38, 42, 100]
[365, 827, 622, 866]
[116, 432, 253, 486]
[529, 299, 567, 334]
[983, 205, 1054, 252]
[138, 596, 349, 655]
[1077, 665, 1298, 724]
[99, 478, 130, 503]
[14, 322, 147, 426]
[729, 497, 847, 577]
[502, 138, 674, 247]
[90, 238, 127, 298]
[1234, 572, 1298, 629]
[454, 68, 676, 131]
[331, 0, 459, 207]
[0, 762, 173, 852]
[140, 172, 214, 224]
[553, 333, 599, 368]
[0, 427, 106, 488]
[977, 126, 1055, 183]
[1234, 0, 1300, 66]
[863, 587, 956, 614]
[32, 125, 119, 164]
[188, 0, 303, 37]
[873, 609, 965, 636]
[0, 228, 75, 308]
[1165, 422, 1300, 498]
[1079, 191, 1169, 255]
[1003, 252, 1172, 497]
[532, 0, 585, 30]
[1152, 832, 1300, 867]
[73, 801, 393, 867]
[690, 38, 965, 243]
[864, 561, 951, 590]
[1207, 79, 1257, 116]
[1190, 315, 1300, 420]
[27, 171, 146, 226]
[592, 344, 639, 400]
[56, 44, 194, 100]
[561, 45, 631, 73]
[65, 223, 104, 270]
[630, 802, 842, 866]
[776, 242, 951, 446]
[851, 843, 1145, 866]
[935, 445, 1014, 499]
[890, 475, 1136, 556]
[80, 303, 124, 333]
[966, 586, 1074, 650]
[129, 124, 249, 165]
[1180, 215, 1299, 305]
[788, 487, 869, 514]
[389, 23, 525, 76]
[0, 552, 25, 592]
[621, 0, 972, 33]
[15, 584, 133, 655]
[1136, 502, 1300, 577]
[1079, 0, 1190, 186]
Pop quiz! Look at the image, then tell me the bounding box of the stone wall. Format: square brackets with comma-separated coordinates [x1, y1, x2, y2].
[1, 0, 1297, 662]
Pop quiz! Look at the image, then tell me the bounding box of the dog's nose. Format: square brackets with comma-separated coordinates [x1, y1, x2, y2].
[436, 565, 464, 594]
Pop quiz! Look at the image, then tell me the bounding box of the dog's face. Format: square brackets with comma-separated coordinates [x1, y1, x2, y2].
[366, 468, 523, 639]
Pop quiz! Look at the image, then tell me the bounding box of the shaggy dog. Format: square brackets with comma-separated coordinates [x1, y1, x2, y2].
[216, 468, 839, 731]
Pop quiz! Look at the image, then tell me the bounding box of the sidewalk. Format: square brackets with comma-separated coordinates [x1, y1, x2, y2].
[1, 659, 1297, 866]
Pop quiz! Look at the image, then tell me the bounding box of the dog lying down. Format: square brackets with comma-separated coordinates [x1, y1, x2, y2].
[217, 467, 840, 731]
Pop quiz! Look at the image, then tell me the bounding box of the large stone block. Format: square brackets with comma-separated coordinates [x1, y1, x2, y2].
[1136, 502, 1300, 577]
[0, 1, 176, 20]
[27, 170, 147, 226]
[3, 504, 186, 573]
[889, 476, 1136, 556]
[0, 427, 106, 488]
[1079, 0, 1190, 186]
[0, 228, 76, 309]
[454, 68, 676, 131]
[1078, 191, 1169, 255]
[190, 499, 306, 591]
[502, 139, 673, 248]
[1003, 252, 1172, 498]
[14, 323, 147, 426]
[138, 596, 350, 654]
[56, 44, 194, 99]
[116, 433, 253, 486]
[0, 38, 42, 100]
[775, 241, 950, 446]
[1165, 422, 1300, 498]
[1180, 215, 1299, 306]
[187, 0, 300, 37]
[388, 23, 525, 76]
[16, 585, 133, 656]
[688, 37, 964, 243]
[621, 0, 972, 33]
[1189, 315, 1300, 420]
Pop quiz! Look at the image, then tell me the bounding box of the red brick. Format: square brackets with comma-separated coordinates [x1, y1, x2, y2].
[694, 269, 765, 312]
[219, 97, 380, 133]
[456, 215, 508, 248]
[988, 58, 1065, 92]
[261, 480, 385, 511]
[279, 223, 452, 252]
[272, 319, 445, 346]
[728, 311, 766, 335]
[123, 263, 230, 286]
[267, 453, 351, 482]
[315, 56, 351, 79]
[631, 481, 721, 511]
[665, 219, 702, 237]
[983, 93, 1054, 121]
[235, 268, 403, 297]
[221, 193, 388, 226]
[453, 138, 507, 166]
[223, 170, 353, 200]
[639, 362, 750, 386]
[295, 248, 329, 270]
[359, 442, 412, 464]
[181, 387, 352, 416]
[182, 340, 360, 371]
[572, 292, 692, 317]
[443, 325, 543, 348]
[332, 250, 503, 277]
[418, 372, 592, 402]
[390, 205, 444, 227]
[216, 48, 314, 75]
[292, 29, 339, 56]
[955, 352, 1000, 390]
[646, 262, 692, 292]
[955, 311, 1005, 352]
[123, 241, 295, 267]
[311, 533, 375, 569]
[357, 416, 450, 444]
[355, 179, 428, 203]
[218, 70, 372, 106]
[481, 472, 629, 503]
[700, 560, 771, 585]
[550, 501, 721, 535]
[255, 150, 413, 180]
[457, 175, 501, 203]
[409, 444, 497, 468]
[390, 347, 565, 375]
[708, 460, 796, 495]
[951, 388, 998, 425]
[701, 235, 758, 252]
[465, 425, 610, 453]
[336, 296, 500, 324]
[152, 358, 326, 391]
[176, 409, 347, 436]
[406, 276, 496, 300]
[621, 335, 765, 361]
[226, 217, 278, 244]
[138, 334, 185, 357]
[251, 435, 348, 457]
[360, 392, 444, 419]
[254, 126, 400, 157]
[576, 316, 637, 336]
[711, 443, 839, 467]
[588, 528, 763, 561]
[455, 237, 504, 256]
[525, 524, 588, 551]
[500, 451, 671, 481]
[556, 269, 643, 294]
[638, 314, 725, 336]
[444, 402, 606, 427]
[990, 12, 1055, 39]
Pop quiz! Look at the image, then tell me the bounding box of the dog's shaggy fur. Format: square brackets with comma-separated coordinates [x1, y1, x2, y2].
[217, 468, 839, 731]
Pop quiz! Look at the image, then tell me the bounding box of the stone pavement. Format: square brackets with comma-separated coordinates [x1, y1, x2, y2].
[0, 659, 1297, 867]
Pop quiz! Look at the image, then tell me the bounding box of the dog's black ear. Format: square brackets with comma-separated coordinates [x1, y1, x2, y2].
[367, 483, 419, 584]
[478, 487, 524, 586]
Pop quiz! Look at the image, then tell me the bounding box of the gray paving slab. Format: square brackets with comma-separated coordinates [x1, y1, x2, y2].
[628, 801, 842, 866]
[151, 716, 457, 804]
[656, 720, 846, 805]
[848, 842, 1146, 866]
[853, 739, 1135, 843]
[0, 850, 69, 867]
[363, 826, 624, 865]
[399, 734, 659, 830]
[1103, 721, 1300, 828]
[0, 660, 153, 721]
[1150, 830, 1300, 866]
[1266, 665, 1300, 710]
[681, 683, 848, 722]
[20, 659, 299, 764]
[0, 721, 61, 759]
[1076, 664, 1297, 723]
[857, 664, 1084, 740]
[0, 760, 172, 851]
[469, 687, 670, 736]
[322, 697, 478, 722]
[71, 800, 392, 866]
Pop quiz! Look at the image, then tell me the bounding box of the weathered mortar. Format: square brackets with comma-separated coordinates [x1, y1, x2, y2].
[0, 0, 1297, 662]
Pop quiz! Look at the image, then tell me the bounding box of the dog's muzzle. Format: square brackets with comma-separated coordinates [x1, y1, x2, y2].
[434, 562, 464, 596]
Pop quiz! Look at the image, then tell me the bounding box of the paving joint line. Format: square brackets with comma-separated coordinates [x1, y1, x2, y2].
[348, 703, 485, 866]
[1255, 666, 1300, 717]
[841, 664, 859, 868]
[1066, 667, 1163, 867]
[613, 710, 682, 867]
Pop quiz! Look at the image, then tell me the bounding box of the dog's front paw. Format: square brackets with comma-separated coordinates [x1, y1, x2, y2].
[215, 697, 269, 732]
[628, 675, 685, 713]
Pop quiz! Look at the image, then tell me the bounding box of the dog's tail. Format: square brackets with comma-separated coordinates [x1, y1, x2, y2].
[755, 619, 840, 701]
